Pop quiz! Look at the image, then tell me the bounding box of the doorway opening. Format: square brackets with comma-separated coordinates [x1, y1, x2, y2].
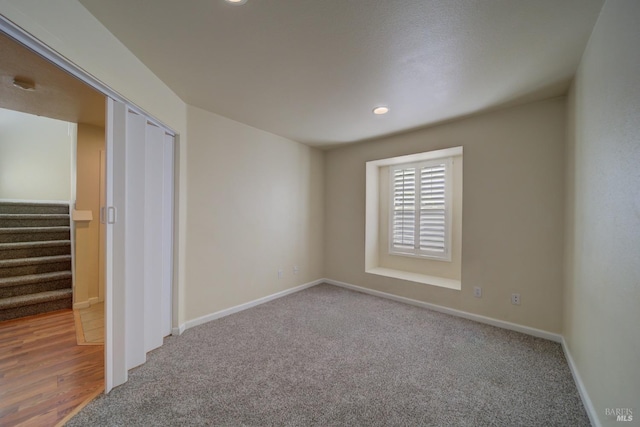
[1, 12, 177, 425]
[0, 29, 108, 425]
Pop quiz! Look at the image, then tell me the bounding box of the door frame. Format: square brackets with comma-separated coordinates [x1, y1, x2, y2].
[0, 16, 179, 393]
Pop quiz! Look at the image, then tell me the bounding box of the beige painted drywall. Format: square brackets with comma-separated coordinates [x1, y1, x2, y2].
[325, 98, 566, 333]
[564, 1, 640, 425]
[377, 156, 462, 280]
[0, 108, 72, 201]
[0, 0, 189, 324]
[185, 105, 324, 320]
[74, 123, 105, 306]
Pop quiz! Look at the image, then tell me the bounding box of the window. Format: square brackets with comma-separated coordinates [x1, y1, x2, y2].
[365, 146, 461, 289]
[390, 158, 452, 260]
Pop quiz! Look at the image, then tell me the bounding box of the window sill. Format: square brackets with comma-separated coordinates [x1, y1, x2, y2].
[365, 267, 461, 290]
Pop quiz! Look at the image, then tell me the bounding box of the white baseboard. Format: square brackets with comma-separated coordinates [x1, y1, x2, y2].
[323, 278, 562, 343]
[73, 301, 90, 309]
[561, 337, 601, 427]
[175, 279, 325, 334]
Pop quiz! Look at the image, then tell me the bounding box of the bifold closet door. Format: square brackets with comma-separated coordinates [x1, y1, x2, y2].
[161, 133, 174, 338]
[105, 98, 174, 391]
[125, 110, 147, 370]
[127, 111, 173, 368]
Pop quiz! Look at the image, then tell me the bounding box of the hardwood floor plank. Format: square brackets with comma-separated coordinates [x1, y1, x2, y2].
[0, 309, 104, 427]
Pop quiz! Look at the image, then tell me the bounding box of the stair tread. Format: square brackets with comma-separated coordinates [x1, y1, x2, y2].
[0, 255, 72, 267]
[0, 289, 72, 309]
[0, 227, 70, 234]
[0, 201, 69, 207]
[0, 240, 71, 249]
[0, 214, 70, 219]
[0, 271, 72, 287]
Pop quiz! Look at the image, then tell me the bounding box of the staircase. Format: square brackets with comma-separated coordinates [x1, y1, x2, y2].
[0, 201, 73, 322]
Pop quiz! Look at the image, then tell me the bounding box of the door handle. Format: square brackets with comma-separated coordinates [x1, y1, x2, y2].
[107, 206, 117, 224]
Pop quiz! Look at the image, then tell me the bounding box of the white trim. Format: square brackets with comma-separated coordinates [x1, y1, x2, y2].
[323, 278, 562, 343]
[365, 267, 461, 290]
[178, 279, 325, 333]
[561, 338, 601, 427]
[367, 146, 463, 168]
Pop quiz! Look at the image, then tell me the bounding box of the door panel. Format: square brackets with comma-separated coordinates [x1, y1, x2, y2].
[144, 122, 165, 353]
[105, 98, 127, 392]
[124, 111, 147, 370]
[105, 98, 174, 391]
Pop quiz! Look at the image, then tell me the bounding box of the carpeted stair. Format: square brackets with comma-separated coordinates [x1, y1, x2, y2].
[0, 201, 72, 322]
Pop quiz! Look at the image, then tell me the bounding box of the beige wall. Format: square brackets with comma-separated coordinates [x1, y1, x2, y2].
[185, 106, 324, 320]
[0, 0, 189, 324]
[74, 123, 105, 306]
[564, 1, 640, 424]
[0, 108, 72, 201]
[378, 156, 462, 280]
[325, 98, 566, 333]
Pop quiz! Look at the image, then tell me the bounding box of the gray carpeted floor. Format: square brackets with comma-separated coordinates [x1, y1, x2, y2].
[67, 284, 589, 426]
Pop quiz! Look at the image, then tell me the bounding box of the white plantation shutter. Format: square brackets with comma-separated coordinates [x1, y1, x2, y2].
[390, 158, 451, 260]
[419, 164, 446, 253]
[392, 167, 416, 249]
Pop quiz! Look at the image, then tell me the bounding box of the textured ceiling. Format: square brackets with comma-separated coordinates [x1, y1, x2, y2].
[79, 0, 603, 146]
[0, 33, 105, 127]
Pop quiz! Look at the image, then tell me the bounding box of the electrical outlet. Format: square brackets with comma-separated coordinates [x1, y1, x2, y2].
[511, 293, 521, 305]
[277, 269, 283, 279]
[293, 266, 299, 275]
[473, 286, 482, 298]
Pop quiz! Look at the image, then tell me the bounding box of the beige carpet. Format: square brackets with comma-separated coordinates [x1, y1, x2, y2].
[67, 284, 589, 426]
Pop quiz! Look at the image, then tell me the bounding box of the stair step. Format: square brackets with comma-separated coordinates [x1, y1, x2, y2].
[0, 271, 72, 298]
[0, 214, 70, 228]
[0, 240, 71, 260]
[0, 255, 72, 278]
[0, 271, 72, 288]
[0, 289, 72, 322]
[0, 201, 69, 215]
[0, 227, 70, 243]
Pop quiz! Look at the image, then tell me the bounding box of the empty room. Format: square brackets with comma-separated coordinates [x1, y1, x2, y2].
[0, 0, 638, 426]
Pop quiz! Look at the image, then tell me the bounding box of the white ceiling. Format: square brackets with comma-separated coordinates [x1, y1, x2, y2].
[0, 33, 105, 127]
[79, 0, 603, 147]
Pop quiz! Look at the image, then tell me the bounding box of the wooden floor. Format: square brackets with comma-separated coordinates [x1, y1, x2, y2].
[0, 309, 104, 426]
[74, 303, 104, 345]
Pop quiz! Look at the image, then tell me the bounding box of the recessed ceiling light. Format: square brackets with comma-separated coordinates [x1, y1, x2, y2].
[225, 0, 247, 4]
[373, 106, 390, 115]
[12, 77, 36, 91]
